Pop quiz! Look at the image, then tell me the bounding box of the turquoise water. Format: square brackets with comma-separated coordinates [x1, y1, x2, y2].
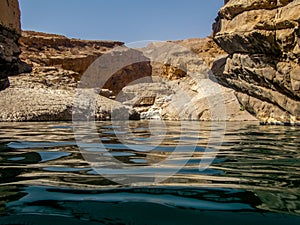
[0, 121, 299, 224]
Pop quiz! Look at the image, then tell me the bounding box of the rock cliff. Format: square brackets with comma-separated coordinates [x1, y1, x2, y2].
[0, 0, 20, 33]
[19, 31, 152, 95]
[19, 31, 124, 83]
[3, 33, 256, 122]
[118, 38, 257, 121]
[0, 0, 30, 90]
[0, 31, 152, 121]
[212, 0, 300, 124]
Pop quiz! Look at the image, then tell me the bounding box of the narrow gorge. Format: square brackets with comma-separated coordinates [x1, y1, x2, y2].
[0, 0, 299, 124]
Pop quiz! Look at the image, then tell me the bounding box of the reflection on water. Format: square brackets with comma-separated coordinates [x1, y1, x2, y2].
[0, 121, 299, 224]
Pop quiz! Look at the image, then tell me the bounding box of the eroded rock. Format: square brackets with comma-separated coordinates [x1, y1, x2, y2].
[213, 0, 300, 124]
[1, 31, 144, 122]
[0, 87, 137, 122]
[20, 31, 124, 79]
[0, 0, 31, 91]
[117, 40, 257, 122]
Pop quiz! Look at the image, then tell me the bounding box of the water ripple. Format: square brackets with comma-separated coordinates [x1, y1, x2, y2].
[0, 121, 299, 222]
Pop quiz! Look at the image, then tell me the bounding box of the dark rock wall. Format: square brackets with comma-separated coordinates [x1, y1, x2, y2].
[0, 0, 31, 91]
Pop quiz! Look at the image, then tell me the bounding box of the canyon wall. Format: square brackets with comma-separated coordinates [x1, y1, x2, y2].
[212, 0, 300, 124]
[20, 31, 124, 76]
[118, 38, 257, 122]
[0, 31, 151, 121]
[0, 0, 23, 90]
[0, 0, 21, 33]
[19, 31, 152, 95]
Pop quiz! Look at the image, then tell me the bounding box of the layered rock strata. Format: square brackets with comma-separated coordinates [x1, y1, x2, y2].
[19, 31, 152, 95]
[19, 31, 124, 82]
[212, 0, 300, 124]
[1, 31, 152, 121]
[10, 34, 256, 122]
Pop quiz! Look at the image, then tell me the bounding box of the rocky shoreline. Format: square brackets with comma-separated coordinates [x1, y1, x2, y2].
[0, 31, 257, 122]
[0, 31, 142, 122]
[0, 0, 299, 124]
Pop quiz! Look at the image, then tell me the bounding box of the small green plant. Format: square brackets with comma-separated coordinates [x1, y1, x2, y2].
[240, 105, 245, 111]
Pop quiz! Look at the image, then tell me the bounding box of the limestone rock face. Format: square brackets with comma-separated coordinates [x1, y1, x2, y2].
[0, 87, 137, 122]
[118, 40, 257, 122]
[213, 0, 300, 124]
[1, 31, 151, 122]
[149, 38, 226, 81]
[0, 0, 29, 91]
[20, 31, 124, 79]
[20, 31, 152, 96]
[171, 38, 226, 67]
[119, 77, 257, 122]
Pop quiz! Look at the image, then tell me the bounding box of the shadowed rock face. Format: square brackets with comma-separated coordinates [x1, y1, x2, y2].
[0, 0, 31, 91]
[0, 0, 21, 34]
[212, 0, 300, 124]
[0, 0, 22, 90]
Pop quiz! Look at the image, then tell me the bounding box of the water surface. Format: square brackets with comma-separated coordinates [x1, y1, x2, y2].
[0, 121, 299, 224]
